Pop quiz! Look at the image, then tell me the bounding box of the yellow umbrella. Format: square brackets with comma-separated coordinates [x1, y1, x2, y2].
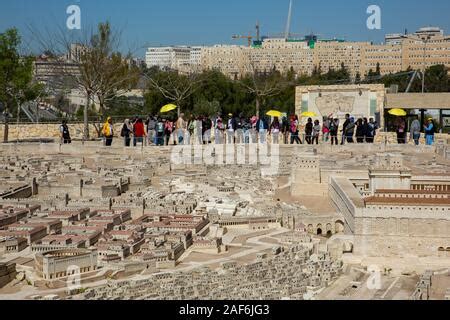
[388, 108, 407, 116]
[160, 104, 178, 113]
[266, 110, 282, 118]
[301, 111, 317, 117]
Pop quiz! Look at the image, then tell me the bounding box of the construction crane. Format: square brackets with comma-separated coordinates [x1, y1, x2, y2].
[232, 34, 253, 47]
[256, 21, 261, 42]
[232, 21, 262, 46]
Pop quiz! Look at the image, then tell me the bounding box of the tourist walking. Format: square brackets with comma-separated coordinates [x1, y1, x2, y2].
[250, 116, 258, 143]
[202, 116, 213, 144]
[155, 118, 165, 146]
[424, 118, 435, 146]
[226, 114, 235, 144]
[281, 116, 289, 144]
[164, 119, 173, 146]
[410, 118, 421, 146]
[133, 118, 146, 147]
[341, 114, 350, 145]
[366, 118, 378, 143]
[195, 116, 203, 145]
[329, 118, 339, 145]
[102, 117, 114, 146]
[186, 115, 195, 145]
[234, 114, 244, 144]
[242, 117, 251, 144]
[120, 119, 133, 147]
[269, 117, 281, 144]
[344, 117, 355, 143]
[290, 115, 302, 144]
[322, 117, 330, 143]
[312, 120, 321, 145]
[146, 115, 156, 146]
[356, 118, 365, 143]
[60, 119, 72, 144]
[176, 113, 187, 145]
[305, 118, 313, 144]
[256, 116, 269, 144]
[214, 116, 225, 144]
[396, 117, 407, 144]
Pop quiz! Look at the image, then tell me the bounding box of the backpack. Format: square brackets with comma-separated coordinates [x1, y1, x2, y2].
[156, 122, 164, 133]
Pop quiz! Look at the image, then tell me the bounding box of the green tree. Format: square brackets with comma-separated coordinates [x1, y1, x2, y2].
[0, 28, 44, 142]
[423, 64, 449, 92]
[239, 63, 287, 117]
[192, 99, 221, 117]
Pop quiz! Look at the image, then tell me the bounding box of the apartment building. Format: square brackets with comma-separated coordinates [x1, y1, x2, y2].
[198, 27, 450, 79]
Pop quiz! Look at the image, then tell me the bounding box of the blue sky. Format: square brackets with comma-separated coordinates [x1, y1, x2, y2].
[1, 0, 450, 57]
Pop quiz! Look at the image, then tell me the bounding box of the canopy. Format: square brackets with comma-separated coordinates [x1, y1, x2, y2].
[160, 104, 178, 113]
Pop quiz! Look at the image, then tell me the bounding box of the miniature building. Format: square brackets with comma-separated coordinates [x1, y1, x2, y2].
[0, 236, 28, 253]
[0, 262, 17, 288]
[35, 248, 98, 280]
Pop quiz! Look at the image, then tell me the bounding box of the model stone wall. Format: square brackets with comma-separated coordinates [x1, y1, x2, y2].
[0, 123, 123, 141]
[352, 234, 450, 258]
[354, 216, 450, 238]
[0, 263, 17, 288]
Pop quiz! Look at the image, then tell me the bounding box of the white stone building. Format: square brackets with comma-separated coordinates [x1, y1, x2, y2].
[145, 46, 191, 70]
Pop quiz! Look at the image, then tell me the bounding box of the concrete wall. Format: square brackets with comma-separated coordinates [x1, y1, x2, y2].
[0, 123, 124, 141]
[1, 123, 449, 144]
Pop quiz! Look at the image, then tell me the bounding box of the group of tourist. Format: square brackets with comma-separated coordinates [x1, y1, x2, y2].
[59, 113, 437, 147]
[398, 117, 436, 146]
[113, 113, 381, 147]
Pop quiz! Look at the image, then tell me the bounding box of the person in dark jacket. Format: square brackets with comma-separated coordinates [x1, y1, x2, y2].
[305, 118, 313, 144]
[121, 119, 133, 147]
[345, 117, 356, 143]
[329, 118, 339, 145]
[281, 116, 289, 144]
[355, 118, 365, 143]
[202, 116, 213, 144]
[60, 120, 72, 144]
[366, 118, 378, 144]
[340, 114, 351, 145]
